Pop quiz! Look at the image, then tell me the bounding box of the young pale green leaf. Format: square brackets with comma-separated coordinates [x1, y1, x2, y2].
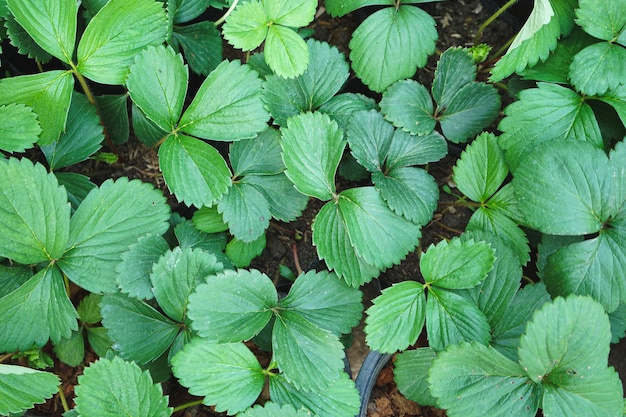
[394, 348, 438, 407]
[575, 0, 626, 41]
[95, 94, 129, 144]
[281, 112, 344, 201]
[222, 0, 268, 50]
[55, 172, 96, 212]
[74, 356, 172, 417]
[171, 21, 222, 76]
[117, 234, 169, 300]
[380, 79, 435, 136]
[0, 103, 41, 152]
[192, 206, 229, 234]
[318, 93, 377, 130]
[41, 92, 104, 170]
[431, 47, 476, 108]
[346, 109, 394, 173]
[270, 372, 360, 417]
[238, 402, 314, 417]
[265, 25, 309, 78]
[373, 167, 439, 225]
[189, 269, 277, 342]
[218, 183, 271, 242]
[126, 45, 188, 132]
[6, 0, 76, 63]
[349, 5, 437, 92]
[59, 177, 171, 294]
[453, 132, 508, 203]
[179, 60, 269, 140]
[0, 70, 73, 144]
[159, 134, 232, 208]
[0, 158, 69, 264]
[421, 238, 495, 289]
[429, 342, 540, 417]
[225, 235, 266, 268]
[0, 365, 60, 416]
[365, 281, 426, 353]
[426, 288, 491, 352]
[265, 0, 316, 27]
[384, 130, 448, 169]
[151, 247, 223, 322]
[100, 293, 181, 364]
[172, 338, 264, 415]
[273, 310, 345, 391]
[76, 0, 168, 85]
[278, 270, 363, 335]
[569, 42, 626, 96]
[0, 267, 78, 352]
[53, 330, 85, 367]
[243, 174, 309, 222]
[230, 130, 284, 177]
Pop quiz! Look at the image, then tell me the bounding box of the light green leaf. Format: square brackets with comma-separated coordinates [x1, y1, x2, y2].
[238, 402, 314, 417]
[429, 342, 539, 417]
[281, 112, 345, 201]
[0, 70, 73, 144]
[230, 129, 284, 177]
[172, 338, 264, 414]
[222, 0, 268, 51]
[0, 365, 60, 416]
[6, 0, 77, 63]
[117, 233, 169, 300]
[218, 182, 271, 242]
[76, 0, 168, 85]
[380, 79, 435, 136]
[265, 0, 316, 27]
[365, 281, 426, 353]
[159, 134, 232, 207]
[569, 42, 626, 96]
[95, 94, 130, 144]
[0, 158, 69, 264]
[575, 0, 626, 41]
[171, 21, 222, 76]
[189, 269, 277, 342]
[264, 25, 309, 78]
[273, 310, 345, 391]
[41, 92, 104, 170]
[126, 45, 188, 132]
[349, 5, 437, 92]
[192, 206, 229, 234]
[243, 174, 309, 222]
[394, 348, 438, 407]
[346, 109, 394, 173]
[225, 234, 266, 268]
[74, 356, 172, 417]
[179, 59, 268, 140]
[0, 103, 41, 153]
[432, 47, 476, 108]
[53, 329, 85, 367]
[384, 130, 448, 169]
[59, 177, 171, 294]
[421, 238, 495, 289]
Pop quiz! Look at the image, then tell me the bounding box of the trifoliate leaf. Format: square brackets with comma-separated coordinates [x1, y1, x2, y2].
[0, 365, 60, 416]
[238, 402, 314, 417]
[222, 0, 268, 50]
[0, 158, 69, 264]
[171, 21, 222, 76]
[265, 25, 309, 78]
[53, 329, 85, 367]
[74, 356, 172, 417]
[281, 112, 345, 201]
[380, 79, 435, 136]
[384, 130, 448, 169]
[575, 0, 626, 41]
[6, 0, 77, 63]
[0, 267, 78, 352]
[265, 0, 316, 27]
[569, 42, 626, 96]
[59, 178, 171, 294]
[189, 269, 277, 342]
[76, 0, 168, 85]
[218, 182, 271, 242]
[0, 103, 41, 153]
[179, 60, 268, 140]
[429, 342, 540, 417]
[41, 92, 104, 170]
[365, 281, 426, 353]
[230, 129, 284, 177]
[346, 109, 394, 173]
[159, 134, 232, 208]
[117, 234, 169, 300]
[95, 94, 129, 144]
[172, 338, 264, 415]
[0, 70, 73, 144]
[349, 5, 437, 93]
[394, 348, 438, 407]
[54, 172, 96, 212]
[225, 235, 266, 268]
[317, 93, 377, 130]
[432, 47, 476, 108]
[243, 174, 309, 222]
[126, 45, 188, 132]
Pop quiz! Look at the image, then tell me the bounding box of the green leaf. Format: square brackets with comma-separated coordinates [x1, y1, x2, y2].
[189, 269, 277, 342]
[59, 178, 171, 294]
[394, 348, 438, 407]
[172, 338, 264, 415]
[569, 42, 626, 96]
[74, 356, 172, 417]
[179, 60, 268, 140]
[243, 174, 309, 222]
[346, 109, 394, 173]
[86, 327, 113, 358]
[349, 5, 437, 92]
[0, 158, 69, 264]
[0, 103, 41, 153]
[575, 0, 626, 41]
[126, 45, 188, 132]
[55, 172, 96, 212]
[421, 238, 495, 289]
[174, 219, 228, 254]
[325, 0, 395, 17]
[171, 21, 222, 76]
[432, 47, 476, 108]
[4, 13, 53, 64]
[0, 267, 78, 352]
[0, 70, 73, 145]
[265, 0, 316, 27]
[380, 79, 435, 136]
[76, 0, 168, 85]
[159, 134, 232, 207]
[132, 102, 168, 146]
[318, 93, 378, 130]
[225, 235, 266, 268]
[265, 25, 309, 78]
[117, 233, 169, 300]
[53, 329, 85, 367]
[100, 293, 180, 364]
[272, 310, 345, 390]
[6, 0, 77, 63]
[151, 247, 223, 322]
[0, 365, 60, 416]
[279, 270, 363, 335]
[77, 293, 103, 325]
[238, 402, 314, 417]
[95, 94, 130, 144]
[384, 130, 448, 169]
[222, 0, 268, 51]
[0, 265, 31, 299]
[171, 0, 210, 23]
[192, 206, 229, 233]
[365, 281, 426, 353]
[218, 182, 271, 242]
[453, 132, 508, 203]
[429, 342, 540, 417]
[230, 129, 284, 177]
[41, 92, 104, 170]
[281, 112, 345, 201]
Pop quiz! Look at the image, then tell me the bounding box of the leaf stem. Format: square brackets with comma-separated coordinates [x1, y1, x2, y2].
[57, 385, 70, 413]
[214, 0, 240, 26]
[474, 0, 519, 45]
[172, 399, 205, 413]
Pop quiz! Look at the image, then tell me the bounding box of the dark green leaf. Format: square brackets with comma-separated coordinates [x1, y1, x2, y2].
[432, 47, 476, 108]
[171, 0, 210, 23]
[238, 402, 314, 417]
[54, 172, 96, 212]
[230, 129, 284, 177]
[380, 79, 435, 136]
[346, 109, 394, 173]
[4, 13, 53, 63]
[174, 219, 228, 253]
[394, 348, 439, 407]
[243, 174, 309, 222]
[172, 21, 222, 76]
[0, 265, 31, 299]
[132, 102, 168, 146]
[117, 233, 169, 300]
[95, 94, 130, 145]
[318, 93, 378, 130]
[53, 330, 85, 367]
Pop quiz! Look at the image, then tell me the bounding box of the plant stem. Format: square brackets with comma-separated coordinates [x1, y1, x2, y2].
[57, 385, 70, 413]
[214, 0, 240, 26]
[474, 0, 519, 45]
[172, 399, 205, 413]
[0, 352, 13, 363]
